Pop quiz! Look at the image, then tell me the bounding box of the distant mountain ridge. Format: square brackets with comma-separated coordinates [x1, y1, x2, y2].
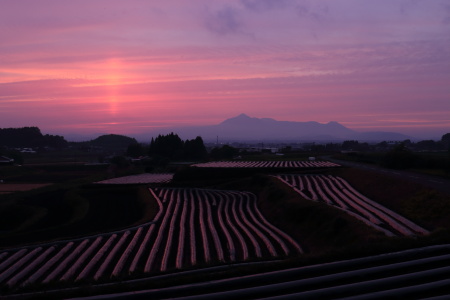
[213, 113, 355, 140]
[136, 113, 413, 142]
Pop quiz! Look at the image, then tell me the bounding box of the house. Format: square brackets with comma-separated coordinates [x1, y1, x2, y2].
[0, 156, 14, 165]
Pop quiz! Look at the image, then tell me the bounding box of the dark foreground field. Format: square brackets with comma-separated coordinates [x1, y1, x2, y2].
[0, 160, 450, 298]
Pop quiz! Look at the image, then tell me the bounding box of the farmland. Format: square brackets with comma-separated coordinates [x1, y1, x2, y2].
[0, 183, 52, 195]
[1, 158, 450, 298]
[0, 187, 301, 291]
[274, 174, 429, 237]
[95, 173, 174, 184]
[192, 160, 340, 168]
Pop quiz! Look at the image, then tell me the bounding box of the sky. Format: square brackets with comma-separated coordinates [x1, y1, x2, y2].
[1, 0, 449, 140]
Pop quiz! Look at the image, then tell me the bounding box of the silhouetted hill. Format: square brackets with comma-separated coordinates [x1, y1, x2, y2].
[212, 113, 356, 140]
[89, 134, 138, 150]
[137, 114, 413, 142]
[0, 127, 67, 148]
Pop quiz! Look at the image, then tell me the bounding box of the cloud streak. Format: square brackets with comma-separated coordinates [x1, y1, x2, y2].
[0, 0, 449, 139]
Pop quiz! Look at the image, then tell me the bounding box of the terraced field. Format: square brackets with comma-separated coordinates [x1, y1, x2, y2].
[192, 160, 340, 168]
[0, 188, 300, 292]
[95, 173, 174, 184]
[2, 162, 448, 298]
[275, 174, 429, 237]
[66, 244, 450, 299]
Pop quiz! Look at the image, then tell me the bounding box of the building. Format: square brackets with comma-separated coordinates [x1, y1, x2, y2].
[0, 156, 14, 165]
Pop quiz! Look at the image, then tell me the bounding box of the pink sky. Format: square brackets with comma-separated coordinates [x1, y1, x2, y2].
[1, 0, 449, 140]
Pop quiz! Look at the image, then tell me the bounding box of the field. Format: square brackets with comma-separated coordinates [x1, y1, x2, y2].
[95, 173, 174, 184]
[1, 158, 450, 298]
[275, 174, 429, 237]
[192, 160, 340, 168]
[0, 185, 157, 248]
[0, 187, 304, 292]
[0, 184, 52, 194]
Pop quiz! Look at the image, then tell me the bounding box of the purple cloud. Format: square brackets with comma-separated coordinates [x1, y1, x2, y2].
[241, 0, 291, 12]
[203, 6, 244, 36]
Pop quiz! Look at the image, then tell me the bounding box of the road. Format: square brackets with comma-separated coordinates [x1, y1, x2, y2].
[323, 156, 450, 196]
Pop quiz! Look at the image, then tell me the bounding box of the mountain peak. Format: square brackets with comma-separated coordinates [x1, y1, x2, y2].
[326, 121, 347, 128]
[235, 113, 251, 119]
[220, 113, 253, 125]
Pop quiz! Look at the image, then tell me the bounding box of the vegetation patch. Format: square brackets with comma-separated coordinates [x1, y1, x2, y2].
[0, 185, 158, 249]
[0, 183, 52, 193]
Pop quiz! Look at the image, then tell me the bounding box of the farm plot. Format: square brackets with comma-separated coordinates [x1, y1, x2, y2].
[0, 183, 52, 194]
[192, 161, 340, 168]
[0, 188, 301, 292]
[71, 244, 450, 299]
[275, 174, 429, 237]
[95, 173, 173, 184]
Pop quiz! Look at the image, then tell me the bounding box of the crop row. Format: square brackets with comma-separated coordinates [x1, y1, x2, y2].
[0, 188, 301, 291]
[90, 244, 450, 299]
[275, 174, 429, 237]
[192, 161, 340, 168]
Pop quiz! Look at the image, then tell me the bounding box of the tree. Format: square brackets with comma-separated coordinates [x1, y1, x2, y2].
[0, 127, 69, 149]
[44, 134, 68, 149]
[210, 145, 239, 159]
[382, 143, 415, 169]
[342, 140, 359, 151]
[184, 136, 207, 160]
[126, 143, 145, 158]
[148, 133, 208, 161]
[442, 133, 450, 151]
[149, 133, 184, 160]
[416, 140, 439, 151]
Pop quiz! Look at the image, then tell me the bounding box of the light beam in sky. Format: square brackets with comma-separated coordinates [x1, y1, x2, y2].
[105, 58, 121, 116]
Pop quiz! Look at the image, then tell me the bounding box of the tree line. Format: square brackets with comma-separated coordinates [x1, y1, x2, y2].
[306, 133, 450, 153]
[126, 133, 207, 161]
[0, 127, 67, 148]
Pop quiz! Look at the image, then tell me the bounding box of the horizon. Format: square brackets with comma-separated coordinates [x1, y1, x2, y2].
[1, 112, 449, 142]
[1, 1, 449, 140]
[9, 113, 447, 143]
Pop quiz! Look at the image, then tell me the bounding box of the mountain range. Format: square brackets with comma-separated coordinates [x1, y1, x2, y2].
[135, 113, 413, 142]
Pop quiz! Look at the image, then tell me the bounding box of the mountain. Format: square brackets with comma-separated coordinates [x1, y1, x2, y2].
[212, 114, 356, 140]
[135, 114, 413, 142]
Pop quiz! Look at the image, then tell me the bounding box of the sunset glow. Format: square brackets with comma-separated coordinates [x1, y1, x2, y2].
[1, 0, 449, 140]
